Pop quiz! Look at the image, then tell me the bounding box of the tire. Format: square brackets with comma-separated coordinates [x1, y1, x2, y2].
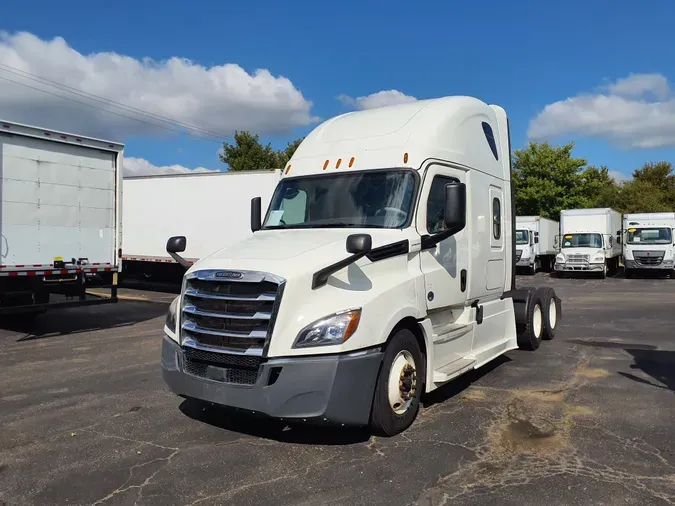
[599, 261, 607, 279]
[537, 287, 561, 340]
[516, 290, 544, 351]
[369, 329, 425, 437]
[530, 262, 536, 275]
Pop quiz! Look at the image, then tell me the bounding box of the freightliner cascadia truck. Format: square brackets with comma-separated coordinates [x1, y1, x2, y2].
[160, 96, 563, 436]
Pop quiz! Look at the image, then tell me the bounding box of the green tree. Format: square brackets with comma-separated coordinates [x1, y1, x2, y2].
[219, 131, 304, 172]
[615, 161, 675, 213]
[578, 165, 620, 209]
[512, 141, 592, 221]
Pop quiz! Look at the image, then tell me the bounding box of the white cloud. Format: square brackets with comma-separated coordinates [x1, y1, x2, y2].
[122, 157, 221, 177]
[606, 73, 670, 100]
[338, 89, 417, 110]
[528, 73, 675, 149]
[0, 31, 318, 142]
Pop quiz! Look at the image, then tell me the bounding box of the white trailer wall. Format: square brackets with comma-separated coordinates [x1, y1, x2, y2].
[122, 170, 281, 264]
[1, 130, 121, 268]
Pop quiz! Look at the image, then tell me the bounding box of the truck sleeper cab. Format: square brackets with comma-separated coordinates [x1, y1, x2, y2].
[623, 213, 675, 278]
[161, 96, 563, 436]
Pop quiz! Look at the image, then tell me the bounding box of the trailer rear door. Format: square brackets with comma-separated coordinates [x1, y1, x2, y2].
[1, 134, 117, 267]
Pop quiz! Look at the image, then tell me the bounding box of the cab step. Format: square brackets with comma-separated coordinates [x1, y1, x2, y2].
[433, 357, 476, 383]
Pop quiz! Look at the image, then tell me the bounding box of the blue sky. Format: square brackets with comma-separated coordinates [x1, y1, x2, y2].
[2, 0, 674, 179]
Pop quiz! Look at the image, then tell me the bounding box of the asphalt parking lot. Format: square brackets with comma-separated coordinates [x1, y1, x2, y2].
[1, 274, 674, 506]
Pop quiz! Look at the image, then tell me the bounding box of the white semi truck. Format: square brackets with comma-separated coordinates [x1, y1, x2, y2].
[515, 215, 559, 274]
[555, 208, 622, 278]
[121, 170, 281, 283]
[0, 119, 123, 317]
[160, 96, 563, 436]
[623, 212, 675, 278]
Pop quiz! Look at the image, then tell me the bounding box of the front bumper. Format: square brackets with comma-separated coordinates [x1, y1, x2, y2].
[624, 259, 673, 270]
[516, 257, 533, 267]
[161, 336, 383, 426]
[554, 262, 605, 272]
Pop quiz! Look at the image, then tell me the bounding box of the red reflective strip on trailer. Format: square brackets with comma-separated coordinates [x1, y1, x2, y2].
[104, 268, 111, 272]
[90, 268, 98, 273]
[26, 271, 37, 276]
[8, 272, 18, 277]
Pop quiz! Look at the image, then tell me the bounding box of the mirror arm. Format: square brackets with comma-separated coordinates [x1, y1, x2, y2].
[420, 223, 466, 250]
[169, 251, 191, 270]
[311, 251, 369, 290]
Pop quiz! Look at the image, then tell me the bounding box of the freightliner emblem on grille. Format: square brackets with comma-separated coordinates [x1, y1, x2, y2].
[215, 271, 243, 279]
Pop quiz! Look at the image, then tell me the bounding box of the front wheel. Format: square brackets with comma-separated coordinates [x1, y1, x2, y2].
[369, 329, 425, 437]
[599, 261, 607, 279]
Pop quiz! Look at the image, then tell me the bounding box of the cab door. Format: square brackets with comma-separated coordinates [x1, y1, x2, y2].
[416, 164, 469, 311]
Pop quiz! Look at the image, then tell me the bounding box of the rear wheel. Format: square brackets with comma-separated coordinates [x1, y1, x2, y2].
[516, 291, 544, 351]
[369, 329, 425, 437]
[537, 287, 561, 340]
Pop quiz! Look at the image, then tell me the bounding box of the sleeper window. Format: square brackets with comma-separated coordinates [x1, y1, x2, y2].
[492, 197, 501, 239]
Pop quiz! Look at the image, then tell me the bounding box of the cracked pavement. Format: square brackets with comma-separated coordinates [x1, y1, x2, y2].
[0, 276, 674, 505]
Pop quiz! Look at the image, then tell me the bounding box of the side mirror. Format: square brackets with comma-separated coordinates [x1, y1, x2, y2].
[166, 236, 190, 269]
[166, 236, 186, 254]
[346, 233, 372, 254]
[534, 233, 539, 244]
[443, 183, 466, 233]
[251, 197, 262, 232]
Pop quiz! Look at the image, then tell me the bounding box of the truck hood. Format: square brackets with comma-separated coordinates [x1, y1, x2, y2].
[188, 228, 411, 278]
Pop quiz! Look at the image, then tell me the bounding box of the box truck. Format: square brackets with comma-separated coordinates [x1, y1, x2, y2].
[121, 170, 281, 283]
[623, 212, 675, 278]
[160, 96, 563, 436]
[515, 216, 559, 274]
[0, 119, 123, 316]
[555, 208, 622, 278]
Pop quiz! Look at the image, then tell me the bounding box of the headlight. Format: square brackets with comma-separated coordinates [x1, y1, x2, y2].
[556, 253, 565, 262]
[293, 309, 361, 349]
[592, 255, 604, 262]
[165, 296, 179, 336]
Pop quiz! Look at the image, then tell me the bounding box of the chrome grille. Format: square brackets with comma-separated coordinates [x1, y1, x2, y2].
[180, 269, 285, 356]
[567, 254, 590, 263]
[634, 250, 665, 266]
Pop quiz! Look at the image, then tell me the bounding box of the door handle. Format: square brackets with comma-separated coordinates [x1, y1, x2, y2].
[460, 269, 467, 292]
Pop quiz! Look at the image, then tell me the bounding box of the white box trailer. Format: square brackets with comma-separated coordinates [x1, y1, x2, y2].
[623, 212, 675, 278]
[555, 208, 622, 278]
[121, 170, 281, 282]
[0, 119, 123, 316]
[515, 215, 559, 274]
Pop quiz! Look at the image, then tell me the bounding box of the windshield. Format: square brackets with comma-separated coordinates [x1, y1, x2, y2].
[561, 233, 603, 249]
[262, 169, 418, 229]
[516, 230, 529, 245]
[626, 227, 672, 245]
